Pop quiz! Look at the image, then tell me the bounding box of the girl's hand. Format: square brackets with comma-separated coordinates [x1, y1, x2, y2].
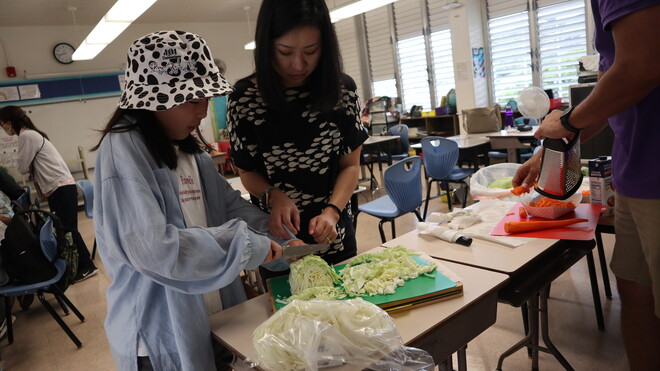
[261, 240, 283, 265]
[309, 208, 340, 244]
[267, 190, 301, 239]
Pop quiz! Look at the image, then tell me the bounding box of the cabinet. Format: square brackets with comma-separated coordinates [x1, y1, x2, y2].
[400, 115, 459, 138]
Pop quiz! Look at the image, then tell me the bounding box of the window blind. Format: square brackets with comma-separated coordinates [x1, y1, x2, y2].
[394, 0, 430, 109]
[488, 11, 533, 104]
[334, 18, 364, 95]
[365, 6, 396, 96]
[428, 2, 453, 105]
[538, 0, 587, 100]
[486, 0, 528, 19]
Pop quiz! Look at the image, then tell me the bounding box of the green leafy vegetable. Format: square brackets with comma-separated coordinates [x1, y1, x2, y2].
[288, 255, 340, 295]
[339, 246, 436, 297]
[488, 176, 514, 189]
[286, 286, 346, 302]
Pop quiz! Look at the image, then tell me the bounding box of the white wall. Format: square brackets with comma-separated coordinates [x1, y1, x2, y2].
[0, 21, 254, 181]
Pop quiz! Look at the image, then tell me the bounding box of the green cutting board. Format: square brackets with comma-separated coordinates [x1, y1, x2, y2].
[268, 256, 462, 312]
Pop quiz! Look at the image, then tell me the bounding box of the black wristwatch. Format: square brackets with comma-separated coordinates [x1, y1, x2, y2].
[260, 186, 278, 209]
[560, 106, 581, 133]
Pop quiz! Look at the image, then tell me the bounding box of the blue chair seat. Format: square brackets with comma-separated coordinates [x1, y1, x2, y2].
[358, 196, 400, 218]
[354, 156, 424, 242]
[446, 168, 474, 182]
[0, 260, 65, 296]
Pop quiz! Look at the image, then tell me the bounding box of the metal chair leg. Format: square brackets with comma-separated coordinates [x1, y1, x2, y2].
[423, 179, 433, 220]
[377, 219, 387, 244]
[390, 219, 396, 241]
[36, 292, 82, 348]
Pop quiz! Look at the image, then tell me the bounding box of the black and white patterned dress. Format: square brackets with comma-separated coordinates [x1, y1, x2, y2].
[227, 74, 367, 264]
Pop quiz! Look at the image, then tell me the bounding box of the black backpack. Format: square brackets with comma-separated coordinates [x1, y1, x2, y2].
[0, 210, 78, 291]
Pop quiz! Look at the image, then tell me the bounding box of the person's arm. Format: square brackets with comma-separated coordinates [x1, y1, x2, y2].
[237, 167, 301, 239]
[15, 131, 41, 175]
[308, 146, 362, 243]
[536, 5, 660, 140]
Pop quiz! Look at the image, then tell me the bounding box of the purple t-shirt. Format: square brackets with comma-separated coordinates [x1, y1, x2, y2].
[591, 0, 660, 199]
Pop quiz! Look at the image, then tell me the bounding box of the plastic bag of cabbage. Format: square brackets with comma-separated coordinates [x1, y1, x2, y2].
[251, 298, 434, 371]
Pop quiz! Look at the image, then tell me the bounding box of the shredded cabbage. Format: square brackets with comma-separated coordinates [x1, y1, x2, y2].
[339, 246, 436, 297]
[288, 255, 340, 295]
[252, 299, 401, 371]
[286, 286, 346, 302]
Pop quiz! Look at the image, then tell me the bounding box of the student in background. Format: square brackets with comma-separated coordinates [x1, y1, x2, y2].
[0, 106, 98, 282]
[0, 166, 25, 201]
[514, 2, 660, 369]
[228, 0, 367, 280]
[93, 30, 287, 371]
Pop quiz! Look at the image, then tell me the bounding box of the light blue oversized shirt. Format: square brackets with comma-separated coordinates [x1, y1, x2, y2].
[94, 123, 283, 371]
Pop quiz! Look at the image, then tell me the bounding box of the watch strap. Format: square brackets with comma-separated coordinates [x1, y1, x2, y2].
[560, 106, 581, 133]
[260, 186, 279, 208]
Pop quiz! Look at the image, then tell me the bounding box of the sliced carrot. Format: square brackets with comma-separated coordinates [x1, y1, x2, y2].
[534, 197, 575, 208]
[511, 185, 531, 196]
[519, 208, 528, 218]
[504, 218, 588, 233]
[582, 190, 591, 196]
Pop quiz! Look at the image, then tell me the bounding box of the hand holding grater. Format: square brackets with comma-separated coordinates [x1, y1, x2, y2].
[535, 132, 583, 200]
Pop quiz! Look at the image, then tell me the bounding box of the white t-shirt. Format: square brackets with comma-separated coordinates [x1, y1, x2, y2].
[138, 148, 220, 357]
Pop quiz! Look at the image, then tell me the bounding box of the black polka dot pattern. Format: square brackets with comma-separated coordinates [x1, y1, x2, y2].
[118, 30, 233, 111]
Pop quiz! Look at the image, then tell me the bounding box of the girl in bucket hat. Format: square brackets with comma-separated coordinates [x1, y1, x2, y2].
[228, 0, 368, 284]
[91, 30, 290, 371]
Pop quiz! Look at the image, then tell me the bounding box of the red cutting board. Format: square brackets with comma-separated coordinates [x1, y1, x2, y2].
[490, 202, 604, 240]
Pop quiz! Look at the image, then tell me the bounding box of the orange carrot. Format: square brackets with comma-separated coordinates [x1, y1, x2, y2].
[534, 197, 575, 208]
[511, 185, 531, 196]
[519, 208, 528, 218]
[504, 218, 588, 233]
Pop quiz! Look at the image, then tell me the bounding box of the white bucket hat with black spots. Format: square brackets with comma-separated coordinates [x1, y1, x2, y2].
[118, 30, 233, 111]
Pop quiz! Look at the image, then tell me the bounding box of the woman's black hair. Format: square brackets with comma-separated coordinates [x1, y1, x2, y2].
[91, 108, 209, 170]
[254, 0, 343, 112]
[0, 105, 50, 139]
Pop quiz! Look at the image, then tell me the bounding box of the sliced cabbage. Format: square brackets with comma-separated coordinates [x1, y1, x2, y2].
[339, 246, 436, 297]
[288, 255, 340, 295]
[286, 286, 346, 302]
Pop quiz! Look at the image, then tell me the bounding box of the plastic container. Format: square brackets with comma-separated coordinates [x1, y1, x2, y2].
[520, 190, 582, 220]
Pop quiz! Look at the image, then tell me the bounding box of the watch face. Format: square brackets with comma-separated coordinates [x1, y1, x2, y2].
[53, 43, 75, 64]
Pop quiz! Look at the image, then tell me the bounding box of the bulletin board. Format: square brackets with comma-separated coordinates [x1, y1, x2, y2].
[0, 72, 123, 107]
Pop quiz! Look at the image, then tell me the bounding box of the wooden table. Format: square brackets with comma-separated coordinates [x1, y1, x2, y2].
[486, 127, 539, 163]
[210, 253, 508, 370]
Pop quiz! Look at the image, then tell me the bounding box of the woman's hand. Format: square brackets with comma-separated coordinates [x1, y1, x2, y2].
[309, 208, 340, 244]
[268, 189, 301, 239]
[513, 149, 542, 188]
[261, 240, 283, 265]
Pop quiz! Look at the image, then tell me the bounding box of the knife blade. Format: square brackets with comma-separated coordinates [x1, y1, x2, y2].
[282, 243, 330, 259]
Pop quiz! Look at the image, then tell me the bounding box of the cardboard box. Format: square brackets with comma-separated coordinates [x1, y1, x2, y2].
[589, 156, 614, 216]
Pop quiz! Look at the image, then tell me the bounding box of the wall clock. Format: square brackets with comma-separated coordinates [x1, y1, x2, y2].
[53, 42, 75, 64]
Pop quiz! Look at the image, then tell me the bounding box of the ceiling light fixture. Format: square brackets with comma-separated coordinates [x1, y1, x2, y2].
[72, 0, 157, 61]
[441, 1, 463, 10]
[243, 0, 397, 49]
[244, 6, 255, 50]
[330, 0, 398, 23]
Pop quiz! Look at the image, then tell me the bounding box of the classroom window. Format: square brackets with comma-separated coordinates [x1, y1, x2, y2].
[488, 10, 533, 105]
[372, 79, 398, 98]
[538, 0, 587, 101]
[431, 29, 455, 106]
[397, 35, 431, 110]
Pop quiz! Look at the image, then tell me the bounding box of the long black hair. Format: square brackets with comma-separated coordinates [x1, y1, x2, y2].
[0, 105, 50, 139]
[254, 0, 343, 112]
[91, 108, 208, 170]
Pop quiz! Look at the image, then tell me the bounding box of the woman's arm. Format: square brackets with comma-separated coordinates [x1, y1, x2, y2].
[308, 146, 361, 243]
[16, 131, 41, 174]
[237, 167, 300, 239]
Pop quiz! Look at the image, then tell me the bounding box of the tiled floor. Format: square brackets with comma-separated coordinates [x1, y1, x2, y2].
[0, 170, 628, 370]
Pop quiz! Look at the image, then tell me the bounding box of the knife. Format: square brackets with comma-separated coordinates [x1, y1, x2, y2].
[282, 243, 330, 259]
